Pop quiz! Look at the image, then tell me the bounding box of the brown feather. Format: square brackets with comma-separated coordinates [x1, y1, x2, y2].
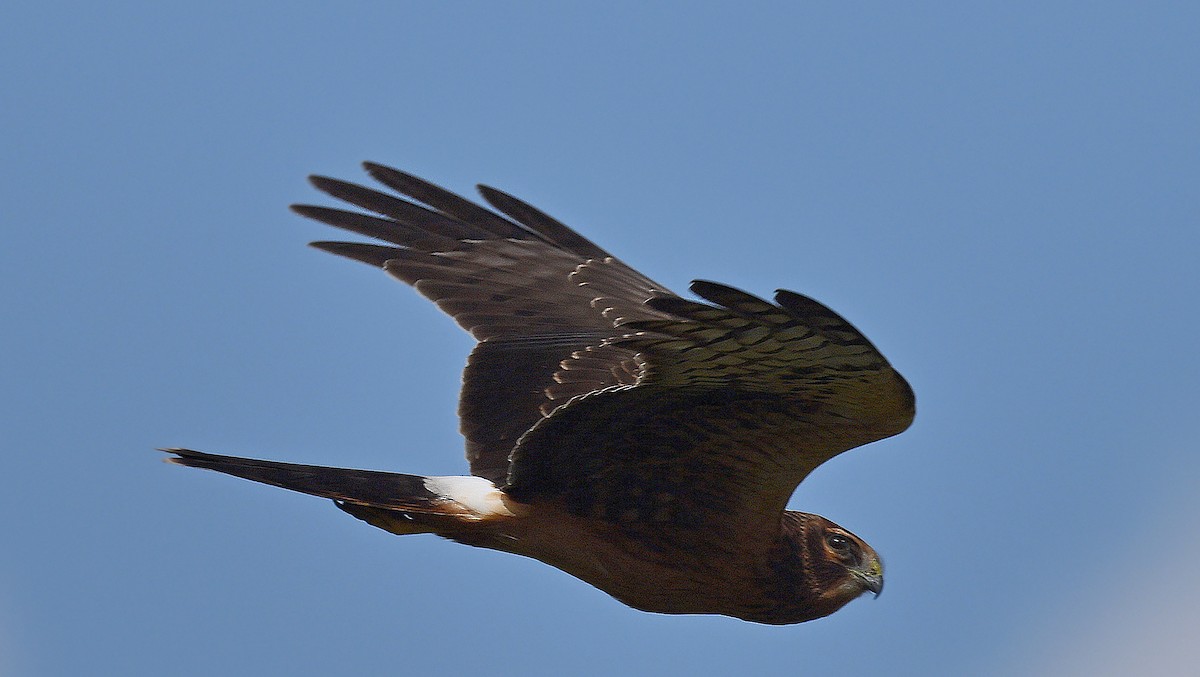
[168, 164, 909, 624]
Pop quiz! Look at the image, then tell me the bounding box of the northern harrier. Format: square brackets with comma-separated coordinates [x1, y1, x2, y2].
[166, 163, 914, 624]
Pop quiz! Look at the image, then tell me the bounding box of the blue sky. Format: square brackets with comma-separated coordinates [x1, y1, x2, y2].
[3, 2, 1198, 675]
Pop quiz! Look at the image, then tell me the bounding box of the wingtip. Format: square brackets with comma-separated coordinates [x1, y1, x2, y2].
[308, 240, 360, 257]
[688, 279, 767, 308]
[362, 161, 401, 182]
[306, 174, 344, 193]
[291, 203, 345, 220]
[688, 279, 735, 296]
[475, 183, 502, 201]
[307, 241, 401, 267]
[308, 239, 363, 254]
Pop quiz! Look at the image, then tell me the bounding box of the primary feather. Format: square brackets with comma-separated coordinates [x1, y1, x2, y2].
[166, 163, 912, 624]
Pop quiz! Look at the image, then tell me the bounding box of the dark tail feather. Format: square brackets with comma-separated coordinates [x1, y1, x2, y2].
[162, 448, 447, 513]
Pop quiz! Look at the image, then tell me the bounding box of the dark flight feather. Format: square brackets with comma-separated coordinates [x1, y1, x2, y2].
[167, 163, 909, 624]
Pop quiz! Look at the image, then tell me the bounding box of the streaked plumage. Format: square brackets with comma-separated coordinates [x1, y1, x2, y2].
[167, 163, 914, 624]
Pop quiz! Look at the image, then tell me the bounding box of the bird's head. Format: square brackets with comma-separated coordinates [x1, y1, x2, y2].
[815, 518, 884, 598]
[769, 512, 884, 623]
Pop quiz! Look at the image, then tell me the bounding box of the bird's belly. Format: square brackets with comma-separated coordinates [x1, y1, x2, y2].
[472, 507, 757, 617]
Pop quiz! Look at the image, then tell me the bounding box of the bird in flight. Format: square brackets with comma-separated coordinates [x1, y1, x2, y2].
[166, 163, 914, 624]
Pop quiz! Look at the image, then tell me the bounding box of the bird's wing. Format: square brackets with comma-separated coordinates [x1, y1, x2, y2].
[294, 163, 673, 482]
[505, 280, 914, 550]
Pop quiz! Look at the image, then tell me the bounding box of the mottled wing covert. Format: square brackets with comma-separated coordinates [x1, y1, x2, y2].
[505, 280, 914, 549]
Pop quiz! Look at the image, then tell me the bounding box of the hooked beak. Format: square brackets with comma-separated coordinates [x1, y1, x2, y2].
[853, 557, 884, 598]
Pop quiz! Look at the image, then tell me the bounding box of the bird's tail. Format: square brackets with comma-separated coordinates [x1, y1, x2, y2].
[163, 448, 520, 536]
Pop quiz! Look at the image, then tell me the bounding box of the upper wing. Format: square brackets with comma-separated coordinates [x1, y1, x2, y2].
[294, 163, 673, 482]
[505, 281, 914, 550]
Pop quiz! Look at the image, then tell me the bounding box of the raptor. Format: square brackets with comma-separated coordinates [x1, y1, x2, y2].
[166, 163, 915, 624]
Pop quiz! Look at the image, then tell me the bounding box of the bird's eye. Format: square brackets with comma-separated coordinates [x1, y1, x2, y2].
[826, 534, 852, 552]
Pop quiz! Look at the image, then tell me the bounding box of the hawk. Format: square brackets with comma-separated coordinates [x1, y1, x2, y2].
[166, 163, 914, 624]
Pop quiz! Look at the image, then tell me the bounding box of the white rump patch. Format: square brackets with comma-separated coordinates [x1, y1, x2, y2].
[422, 475, 517, 517]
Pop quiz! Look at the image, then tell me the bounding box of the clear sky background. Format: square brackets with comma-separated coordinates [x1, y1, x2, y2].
[3, 2, 1198, 675]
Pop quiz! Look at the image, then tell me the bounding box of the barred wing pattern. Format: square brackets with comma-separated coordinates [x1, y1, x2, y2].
[296, 164, 913, 533]
[169, 164, 911, 625]
[506, 281, 914, 550]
